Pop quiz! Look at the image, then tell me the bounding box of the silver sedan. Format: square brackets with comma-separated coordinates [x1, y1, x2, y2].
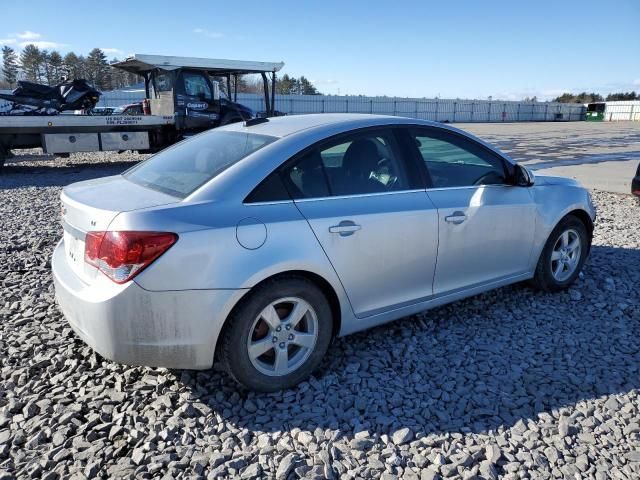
[52, 114, 596, 391]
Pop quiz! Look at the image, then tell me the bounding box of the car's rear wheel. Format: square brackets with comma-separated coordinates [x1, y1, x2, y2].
[531, 215, 589, 291]
[220, 276, 333, 391]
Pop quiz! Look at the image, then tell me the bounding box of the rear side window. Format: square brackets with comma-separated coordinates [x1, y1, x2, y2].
[125, 131, 276, 198]
[282, 129, 412, 199]
[245, 173, 290, 203]
[285, 149, 331, 199]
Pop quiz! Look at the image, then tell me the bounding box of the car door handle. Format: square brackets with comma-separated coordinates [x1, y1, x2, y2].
[329, 221, 362, 236]
[445, 211, 467, 224]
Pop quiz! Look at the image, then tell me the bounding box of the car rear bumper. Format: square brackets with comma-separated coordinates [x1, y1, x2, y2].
[52, 239, 245, 370]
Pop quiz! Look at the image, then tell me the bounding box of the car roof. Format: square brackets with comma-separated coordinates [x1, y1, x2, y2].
[218, 113, 503, 144]
[217, 113, 512, 161]
[219, 113, 426, 138]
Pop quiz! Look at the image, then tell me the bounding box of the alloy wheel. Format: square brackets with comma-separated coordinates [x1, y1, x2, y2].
[550, 228, 582, 282]
[246, 297, 319, 377]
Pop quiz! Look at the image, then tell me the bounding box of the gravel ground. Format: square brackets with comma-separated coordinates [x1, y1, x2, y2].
[1, 150, 639, 480]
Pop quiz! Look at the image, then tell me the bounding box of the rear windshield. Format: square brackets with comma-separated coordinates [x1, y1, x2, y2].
[124, 130, 276, 198]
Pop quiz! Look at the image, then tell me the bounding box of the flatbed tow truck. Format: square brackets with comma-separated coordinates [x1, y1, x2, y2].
[0, 54, 284, 171]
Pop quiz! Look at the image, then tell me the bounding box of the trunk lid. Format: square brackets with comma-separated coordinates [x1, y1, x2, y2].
[60, 175, 179, 282]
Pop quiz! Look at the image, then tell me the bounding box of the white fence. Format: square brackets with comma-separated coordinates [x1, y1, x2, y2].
[96, 90, 585, 122]
[2, 88, 587, 122]
[602, 101, 640, 121]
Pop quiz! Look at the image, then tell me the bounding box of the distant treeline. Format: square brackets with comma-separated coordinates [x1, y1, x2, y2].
[0, 45, 140, 90]
[552, 91, 638, 103]
[219, 73, 321, 96]
[1, 44, 321, 97]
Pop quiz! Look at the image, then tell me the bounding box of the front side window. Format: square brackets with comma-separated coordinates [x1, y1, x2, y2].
[411, 129, 507, 188]
[284, 130, 410, 199]
[125, 131, 276, 198]
[183, 72, 212, 100]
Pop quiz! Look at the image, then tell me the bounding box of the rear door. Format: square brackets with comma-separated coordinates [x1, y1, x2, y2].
[284, 127, 439, 318]
[408, 127, 536, 295]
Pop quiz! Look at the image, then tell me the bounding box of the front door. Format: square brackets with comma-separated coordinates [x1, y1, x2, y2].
[283, 128, 439, 317]
[176, 70, 220, 130]
[409, 127, 536, 295]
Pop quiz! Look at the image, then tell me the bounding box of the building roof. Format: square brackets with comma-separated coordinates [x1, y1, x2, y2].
[111, 54, 284, 75]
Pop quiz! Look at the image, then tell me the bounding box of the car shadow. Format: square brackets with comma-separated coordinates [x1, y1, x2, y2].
[179, 244, 639, 441]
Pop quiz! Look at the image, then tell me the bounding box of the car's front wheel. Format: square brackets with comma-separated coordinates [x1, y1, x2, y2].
[531, 214, 590, 291]
[220, 276, 333, 391]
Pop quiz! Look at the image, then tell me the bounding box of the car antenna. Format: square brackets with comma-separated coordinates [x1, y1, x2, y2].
[244, 117, 269, 127]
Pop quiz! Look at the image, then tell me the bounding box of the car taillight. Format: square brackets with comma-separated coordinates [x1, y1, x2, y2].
[84, 231, 178, 284]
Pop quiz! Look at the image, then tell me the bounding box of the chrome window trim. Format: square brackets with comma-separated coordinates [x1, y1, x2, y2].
[242, 199, 294, 206]
[425, 184, 516, 192]
[293, 188, 426, 203]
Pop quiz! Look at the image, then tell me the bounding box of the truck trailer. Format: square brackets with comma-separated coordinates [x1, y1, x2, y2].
[0, 54, 284, 170]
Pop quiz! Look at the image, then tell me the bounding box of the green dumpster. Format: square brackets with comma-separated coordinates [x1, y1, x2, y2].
[585, 102, 605, 121]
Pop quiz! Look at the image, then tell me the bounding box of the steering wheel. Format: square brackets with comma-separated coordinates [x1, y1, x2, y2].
[385, 175, 399, 190]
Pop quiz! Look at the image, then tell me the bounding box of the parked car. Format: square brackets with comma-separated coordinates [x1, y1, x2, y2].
[112, 102, 143, 115]
[91, 106, 115, 116]
[633, 162, 640, 204]
[52, 114, 596, 391]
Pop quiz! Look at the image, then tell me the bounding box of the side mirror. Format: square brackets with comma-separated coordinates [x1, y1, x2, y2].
[515, 164, 535, 186]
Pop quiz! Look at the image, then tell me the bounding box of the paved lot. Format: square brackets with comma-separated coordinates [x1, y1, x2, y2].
[0, 123, 639, 479]
[460, 122, 640, 194]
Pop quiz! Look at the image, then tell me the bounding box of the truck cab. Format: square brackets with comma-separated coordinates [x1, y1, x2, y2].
[113, 54, 284, 135]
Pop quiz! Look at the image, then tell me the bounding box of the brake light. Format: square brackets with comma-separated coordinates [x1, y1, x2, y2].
[84, 231, 178, 284]
[84, 231, 104, 268]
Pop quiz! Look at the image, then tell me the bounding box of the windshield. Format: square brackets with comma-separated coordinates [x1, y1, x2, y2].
[124, 130, 277, 198]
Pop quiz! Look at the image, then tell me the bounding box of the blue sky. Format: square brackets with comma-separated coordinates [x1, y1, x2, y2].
[1, 0, 639, 100]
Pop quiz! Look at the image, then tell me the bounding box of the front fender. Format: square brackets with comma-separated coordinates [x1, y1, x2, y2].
[528, 183, 595, 270]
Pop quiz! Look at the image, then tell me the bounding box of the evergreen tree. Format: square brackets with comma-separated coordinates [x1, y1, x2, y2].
[606, 91, 638, 101]
[276, 74, 320, 95]
[48, 51, 63, 83]
[277, 74, 295, 94]
[40, 50, 53, 85]
[20, 44, 43, 82]
[86, 48, 110, 90]
[298, 76, 319, 95]
[2, 46, 18, 87]
[63, 52, 84, 79]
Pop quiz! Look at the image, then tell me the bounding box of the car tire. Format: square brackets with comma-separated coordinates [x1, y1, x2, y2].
[531, 214, 589, 292]
[220, 276, 333, 391]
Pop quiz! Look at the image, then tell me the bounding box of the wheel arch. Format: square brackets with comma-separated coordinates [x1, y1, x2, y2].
[529, 205, 595, 275]
[563, 208, 594, 252]
[565, 208, 594, 234]
[213, 269, 343, 361]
